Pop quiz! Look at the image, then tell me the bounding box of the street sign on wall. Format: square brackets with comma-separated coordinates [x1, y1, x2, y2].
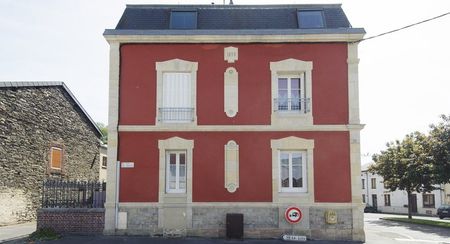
[285, 206, 303, 224]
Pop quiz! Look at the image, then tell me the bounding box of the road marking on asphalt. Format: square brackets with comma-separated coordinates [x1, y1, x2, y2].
[395, 238, 450, 244]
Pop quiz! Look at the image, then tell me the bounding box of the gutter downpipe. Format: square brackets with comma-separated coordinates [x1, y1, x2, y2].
[115, 161, 120, 230]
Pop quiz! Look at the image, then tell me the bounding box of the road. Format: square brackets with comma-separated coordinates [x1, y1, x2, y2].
[364, 213, 450, 244]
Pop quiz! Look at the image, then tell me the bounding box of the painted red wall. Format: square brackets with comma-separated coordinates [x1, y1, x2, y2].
[119, 43, 349, 125]
[118, 131, 351, 203]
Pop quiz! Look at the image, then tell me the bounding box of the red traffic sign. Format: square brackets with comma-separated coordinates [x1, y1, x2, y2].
[285, 206, 302, 224]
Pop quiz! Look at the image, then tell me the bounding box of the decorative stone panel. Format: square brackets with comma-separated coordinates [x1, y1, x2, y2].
[224, 67, 238, 117]
[224, 46, 238, 63]
[224, 140, 239, 192]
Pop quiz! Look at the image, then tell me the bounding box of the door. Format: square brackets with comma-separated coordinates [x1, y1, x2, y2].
[411, 194, 418, 213]
[372, 194, 378, 209]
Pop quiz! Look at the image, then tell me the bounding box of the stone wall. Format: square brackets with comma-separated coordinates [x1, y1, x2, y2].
[0, 86, 101, 225]
[115, 205, 357, 240]
[37, 208, 104, 234]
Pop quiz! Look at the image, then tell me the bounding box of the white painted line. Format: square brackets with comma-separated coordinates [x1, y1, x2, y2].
[395, 238, 450, 243]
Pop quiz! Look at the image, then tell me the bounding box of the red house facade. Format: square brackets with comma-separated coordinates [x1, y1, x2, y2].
[104, 4, 365, 241]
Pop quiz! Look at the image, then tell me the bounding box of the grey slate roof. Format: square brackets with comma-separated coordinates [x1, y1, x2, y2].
[0, 81, 102, 137]
[106, 4, 365, 35]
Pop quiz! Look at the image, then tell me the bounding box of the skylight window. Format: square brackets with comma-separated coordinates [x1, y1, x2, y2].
[170, 11, 197, 29]
[297, 10, 325, 28]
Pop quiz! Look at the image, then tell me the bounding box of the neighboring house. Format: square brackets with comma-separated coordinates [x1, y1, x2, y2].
[103, 4, 365, 241]
[361, 168, 450, 215]
[0, 82, 102, 225]
[99, 144, 107, 182]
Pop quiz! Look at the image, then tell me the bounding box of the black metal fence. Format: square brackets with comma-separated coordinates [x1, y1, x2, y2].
[42, 180, 106, 208]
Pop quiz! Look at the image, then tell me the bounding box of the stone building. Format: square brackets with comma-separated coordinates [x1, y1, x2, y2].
[103, 4, 365, 241]
[0, 81, 102, 225]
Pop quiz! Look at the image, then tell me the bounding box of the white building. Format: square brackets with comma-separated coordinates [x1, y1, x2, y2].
[361, 168, 450, 216]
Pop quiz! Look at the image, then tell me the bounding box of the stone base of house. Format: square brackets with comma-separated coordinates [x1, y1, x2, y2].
[110, 204, 364, 241]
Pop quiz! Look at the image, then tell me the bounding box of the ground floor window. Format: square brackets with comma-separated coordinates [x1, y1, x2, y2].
[362, 194, 366, 203]
[384, 194, 391, 206]
[423, 194, 435, 208]
[166, 151, 186, 193]
[279, 151, 307, 193]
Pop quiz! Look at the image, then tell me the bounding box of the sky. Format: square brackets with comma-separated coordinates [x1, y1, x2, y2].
[0, 0, 449, 164]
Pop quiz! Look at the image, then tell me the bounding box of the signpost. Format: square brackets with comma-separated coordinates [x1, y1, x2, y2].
[283, 206, 306, 242]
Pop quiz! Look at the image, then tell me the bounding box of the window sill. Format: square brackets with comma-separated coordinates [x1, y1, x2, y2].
[278, 192, 309, 197]
[164, 193, 187, 197]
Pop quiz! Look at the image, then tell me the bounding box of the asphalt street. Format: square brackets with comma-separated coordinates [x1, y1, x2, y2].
[364, 213, 450, 244]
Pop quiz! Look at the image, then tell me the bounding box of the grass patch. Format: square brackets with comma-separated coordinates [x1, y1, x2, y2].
[382, 217, 450, 229]
[28, 228, 61, 241]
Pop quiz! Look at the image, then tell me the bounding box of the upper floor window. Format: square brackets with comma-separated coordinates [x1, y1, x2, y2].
[170, 11, 197, 29]
[160, 72, 193, 122]
[50, 147, 63, 170]
[155, 59, 198, 125]
[279, 151, 307, 193]
[297, 10, 325, 28]
[270, 58, 313, 126]
[371, 178, 376, 189]
[362, 179, 365, 189]
[276, 76, 308, 112]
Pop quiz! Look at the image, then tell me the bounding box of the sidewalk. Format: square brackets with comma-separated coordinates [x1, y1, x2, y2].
[0, 221, 36, 243]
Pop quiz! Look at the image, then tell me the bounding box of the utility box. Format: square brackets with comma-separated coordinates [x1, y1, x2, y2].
[226, 213, 244, 239]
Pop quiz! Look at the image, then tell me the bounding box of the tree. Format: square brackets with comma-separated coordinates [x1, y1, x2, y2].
[429, 114, 450, 184]
[96, 122, 108, 144]
[369, 132, 433, 219]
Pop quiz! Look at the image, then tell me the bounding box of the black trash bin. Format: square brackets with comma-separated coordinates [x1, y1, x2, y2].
[226, 213, 243, 239]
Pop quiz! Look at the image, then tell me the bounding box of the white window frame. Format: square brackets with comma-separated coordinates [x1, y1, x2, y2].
[271, 136, 314, 204]
[155, 59, 198, 125]
[165, 150, 187, 194]
[276, 75, 306, 112]
[279, 150, 307, 193]
[270, 58, 313, 127]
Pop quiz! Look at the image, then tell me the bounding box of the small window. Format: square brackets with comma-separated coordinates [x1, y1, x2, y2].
[371, 178, 376, 189]
[297, 10, 324, 28]
[384, 194, 391, 206]
[166, 151, 187, 193]
[170, 11, 197, 29]
[276, 76, 307, 112]
[423, 194, 435, 208]
[101, 156, 107, 169]
[50, 147, 63, 169]
[279, 151, 307, 193]
[362, 194, 366, 203]
[362, 179, 365, 189]
[160, 72, 193, 122]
